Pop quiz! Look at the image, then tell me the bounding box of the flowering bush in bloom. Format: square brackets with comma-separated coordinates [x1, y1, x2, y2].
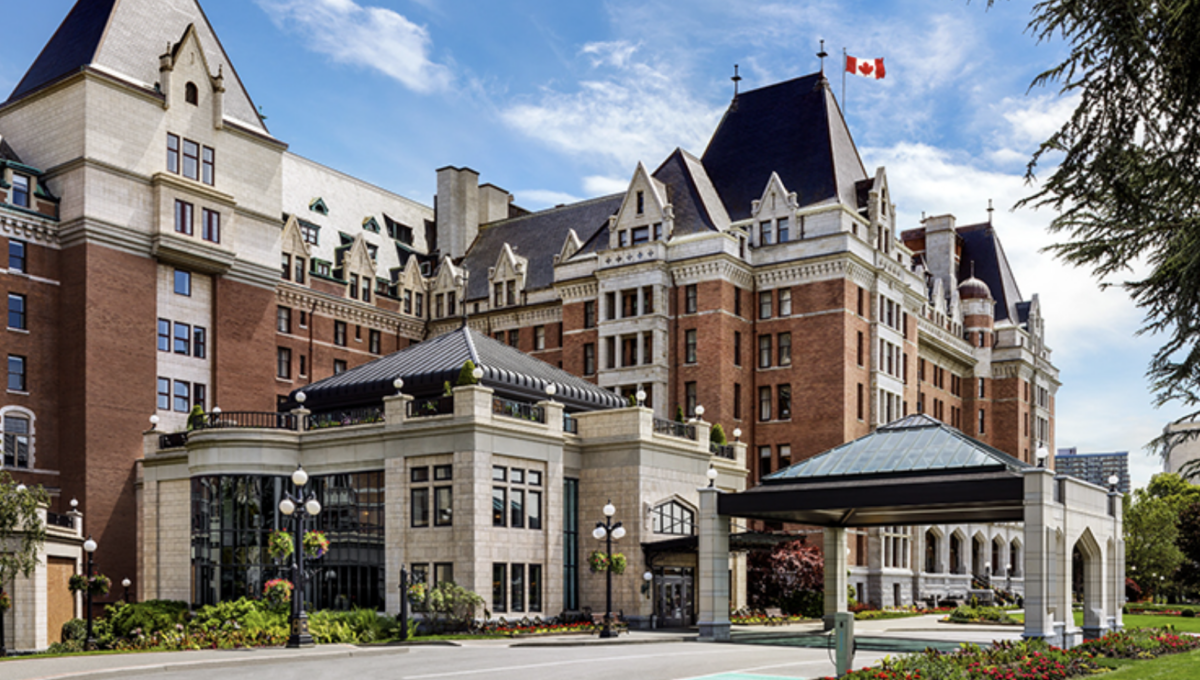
[262, 579, 293, 608]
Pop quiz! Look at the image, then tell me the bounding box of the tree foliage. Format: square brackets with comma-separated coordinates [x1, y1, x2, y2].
[1012, 0, 1200, 443]
[456, 360, 479, 386]
[746, 539, 824, 616]
[0, 472, 50, 590]
[1124, 485, 1185, 592]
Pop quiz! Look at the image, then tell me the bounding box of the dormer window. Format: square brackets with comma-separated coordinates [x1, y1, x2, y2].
[185, 82, 198, 106]
[636, 191, 644, 215]
[11, 174, 30, 208]
[653, 223, 663, 240]
[631, 226, 649, 245]
[777, 217, 790, 243]
[759, 220, 773, 245]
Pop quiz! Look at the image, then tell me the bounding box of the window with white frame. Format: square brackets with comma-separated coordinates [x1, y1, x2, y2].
[651, 500, 695, 535]
[2, 409, 33, 469]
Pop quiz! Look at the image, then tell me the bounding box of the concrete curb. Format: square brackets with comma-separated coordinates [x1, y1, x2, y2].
[18, 645, 409, 680]
[511, 635, 693, 647]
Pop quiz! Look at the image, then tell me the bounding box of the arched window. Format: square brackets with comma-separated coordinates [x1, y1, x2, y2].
[1, 406, 35, 469]
[185, 82, 198, 105]
[949, 534, 962, 574]
[651, 500, 695, 536]
[924, 530, 938, 573]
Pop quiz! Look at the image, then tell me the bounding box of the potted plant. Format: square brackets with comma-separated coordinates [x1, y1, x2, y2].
[268, 530, 293, 561]
[68, 573, 111, 596]
[0, 589, 11, 613]
[262, 578, 293, 608]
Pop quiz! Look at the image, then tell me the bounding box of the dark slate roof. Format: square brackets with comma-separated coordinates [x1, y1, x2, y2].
[0, 139, 22, 163]
[701, 73, 868, 221]
[956, 223, 1024, 323]
[650, 148, 729, 236]
[460, 194, 623, 300]
[289, 325, 626, 413]
[6, 0, 269, 135]
[764, 414, 1030, 484]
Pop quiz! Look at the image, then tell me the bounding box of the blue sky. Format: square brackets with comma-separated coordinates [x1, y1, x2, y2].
[0, 0, 1183, 487]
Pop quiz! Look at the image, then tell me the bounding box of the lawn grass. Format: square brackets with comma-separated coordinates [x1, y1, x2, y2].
[1092, 649, 1200, 679]
[1009, 612, 1200, 634]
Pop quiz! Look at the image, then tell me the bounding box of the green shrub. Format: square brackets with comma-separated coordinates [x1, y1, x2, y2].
[425, 582, 485, 633]
[105, 600, 189, 639]
[456, 360, 479, 386]
[778, 589, 822, 618]
[710, 423, 727, 445]
[946, 604, 1014, 623]
[61, 618, 87, 642]
[309, 608, 397, 643]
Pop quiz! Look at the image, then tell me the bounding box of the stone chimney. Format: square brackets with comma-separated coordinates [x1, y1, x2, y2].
[922, 214, 958, 294]
[478, 183, 512, 225]
[436, 166, 480, 260]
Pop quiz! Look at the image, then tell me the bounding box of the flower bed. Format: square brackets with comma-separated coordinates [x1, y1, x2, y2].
[942, 605, 1019, 625]
[823, 627, 1200, 680]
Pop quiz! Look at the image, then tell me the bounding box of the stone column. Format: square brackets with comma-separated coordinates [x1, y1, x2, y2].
[696, 487, 730, 641]
[824, 526, 848, 627]
[383, 393, 414, 427]
[1111, 492, 1124, 631]
[1022, 467, 1056, 643]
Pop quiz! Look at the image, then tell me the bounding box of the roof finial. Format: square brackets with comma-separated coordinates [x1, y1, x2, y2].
[817, 40, 828, 75]
[731, 64, 742, 99]
[987, 199, 994, 225]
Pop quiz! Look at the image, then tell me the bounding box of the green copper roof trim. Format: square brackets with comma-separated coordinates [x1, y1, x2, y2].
[309, 197, 329, 215]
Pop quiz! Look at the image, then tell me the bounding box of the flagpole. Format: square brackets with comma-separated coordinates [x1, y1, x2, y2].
[841, 48, 847, 116]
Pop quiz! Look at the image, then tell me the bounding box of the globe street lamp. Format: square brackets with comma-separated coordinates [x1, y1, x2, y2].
[279, 465, 322, 648]
[83, 536, 98, 650]
[593, 500, 626, 638]
[122, 578, 132, 603]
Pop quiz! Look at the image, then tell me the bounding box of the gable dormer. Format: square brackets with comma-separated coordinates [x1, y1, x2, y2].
[310, 198, 329, 216]
[431, 255, 466, 319]
[610, 162, 672, 249]
[553, 229, 583, 265]
[393, 256, 427, 317]
[342, 234, 377, 304]
[866, 167, 895, 253]
[488, 243, 528, 309]
[159, 24, 226, 130]
[280, 215, 312, 285]
[749, 172, 799, 246]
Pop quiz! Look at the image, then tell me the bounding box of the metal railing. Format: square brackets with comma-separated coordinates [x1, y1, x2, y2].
[46, 512, 75, 529]
[305, 407, 384, 430]
[492, 397, 545, 423]
[653, 417, 696, 441]
[710, 443, 735, 459]
[407, 396, 454, 418]
[198, 412, 297, 430]
[563, 413, 578, 434]
[158, 431, 189, 449]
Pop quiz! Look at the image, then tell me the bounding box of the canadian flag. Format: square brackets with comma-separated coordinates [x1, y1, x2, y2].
[845, 55, 886, 80]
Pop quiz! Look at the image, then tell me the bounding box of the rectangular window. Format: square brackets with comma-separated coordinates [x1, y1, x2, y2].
[448, 292, 457, 316]
[157, 319, 170, 351]
[685, 329, 697, 364]
[605, 292, 617, 320]
[733, 383, 742, 419]
[281, 253, 291, 280]
[182, 139, 200, 180]
[759, 290, 772, 319]
[435, 486, 453, 526]
[777, 217, 790, 243]
[605, 336, 616, 369]
[6, 355, 25, 392]
[493, 466, 507, 482]
[415, 292, 424, 317]
[173, 380, 190, 412]
[298, 354, 307, 377]
[528, 470, 542, 486]
[735, 288, 743, 317]
[301, 222, 320, 245]
[277, 347, 291, 379]
[411, 488, 429, 527]
[734, 332, 742, 366]
[508, 329, 519, 347]
[779, 444, 791, 468]
[157, 377, 170, 410]
[506, 281, 516, 306]
[434, 563, 454, 586]
[175, 269, 191, 296]
[636, 190, 645, 214]
[8, 240, 25, 273]
[642, 286, 654, 314]
[622, 290, 638, 318]
[857, 383, 864, 420]
[978, 409, 986, 434]
[493, 563, 507, 612]
[759, 446, 772, 477]
[857, 286, 865, 316]
[350, 275, 359, 300]
[435, 294, 444, 319]
[11, 174, 30, 208]
[404, 289, 413, 314]
[778, 288, 792, 316]
[434, 465, 452, 481]
[201, 208, 220, 243]
[511, 563, 525, 613]
[535, 325, 546, 350]
[529, 564, 542, 612]
[7, 293, 25, 330]
[493, 487, 507, 526]
[511, 488, 525, 528]
[193, 326, 206, 359]
[167, 134, 180, 174]
[619, 230, 628, 247]
[412, 466, 430, 483]
[528, 490, 542, 530]
[778, 384, 792, 419]
[642, 331, 653, 365]
[653, 222, 663, 240]
[369, 329, 381, 355]
[174, 322, 191, 355]
[622, 335, 637, 367]
[759, 220, 773, 245]
[685, 381, 697, 417]
[631, 226, 649, 244]
[857, 331, 864, 367]
[174, 200, 194, 235]
[758, 334, 772, 369]
[778, 332, 791, 366]
[333, 359, 346, 374]
[277, 306, 291, 334]
[583, 343, 595, 375]
[334, 321, 346, 346]
[685, 285, 697, 314]
[759, 386, 771, 421]
[495, 282, 505, 306]
[194, 383, 207, 410]
[978, 378, 986, 398]
[202, 146, 215, 185]
[584, 300, 596, 328]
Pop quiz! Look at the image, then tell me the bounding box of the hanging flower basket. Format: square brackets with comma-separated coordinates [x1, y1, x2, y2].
[304, 531, 330, 559]
[268, 530, 294, 561]
[588, 550, 610, 572]
[0, 589, 11, 612]
[263, 578, 294, 607]
[610, 553, 627, 575]
[68, 574, 111, 596]
[407, 582, 427, 604]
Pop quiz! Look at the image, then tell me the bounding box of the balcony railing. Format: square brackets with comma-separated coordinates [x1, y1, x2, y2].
[563, 412, 578, 434]
[492, 397, 545, 424]
[653, 418, 697, 441]
[198, 412, 297, 430]
[710, 443, 735, 459]
[407, 396, 454, 418]
[158, 431, 189, 449]
[45, 512, 75, 529]
[305, 407, 384, 430]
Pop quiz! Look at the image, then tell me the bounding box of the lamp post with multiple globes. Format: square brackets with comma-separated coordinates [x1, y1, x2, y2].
[278, 465, 322, 648]
[83, 536, 98, 650]
[593, 501, 626, 638]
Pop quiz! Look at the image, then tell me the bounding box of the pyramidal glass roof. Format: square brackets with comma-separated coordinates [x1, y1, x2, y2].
[764, 414, 1031, 483]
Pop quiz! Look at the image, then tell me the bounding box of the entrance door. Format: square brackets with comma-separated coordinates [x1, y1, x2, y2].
[46, 557, 76, 644]
[654, 567, 694, 628]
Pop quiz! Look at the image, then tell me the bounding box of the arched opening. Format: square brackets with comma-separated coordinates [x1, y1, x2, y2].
[185, 81, 198, 105]
[924, 530, 939, 573]
[992, 537, 1004, 575]
[949, 533, 962, 574]
[972, 534, 986, 578]
[1009, 540, 1021, 577]
[1073, 529, 1105, 638]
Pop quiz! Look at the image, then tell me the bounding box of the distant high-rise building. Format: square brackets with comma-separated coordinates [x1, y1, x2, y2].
[1055, 448, 1130, 493]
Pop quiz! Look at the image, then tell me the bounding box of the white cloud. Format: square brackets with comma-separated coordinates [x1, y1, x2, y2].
[583, 175, 629, 196]
[498, 41, 724, 173]
[255, 0, 452, 93]
[515, 189, 581, 210]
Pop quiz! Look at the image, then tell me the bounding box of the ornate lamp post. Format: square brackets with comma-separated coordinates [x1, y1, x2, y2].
[279, 465, 321, 648]
[592, 500, 626, 638]
[83, 536, 98, 650]
[121, 578, 132, 603]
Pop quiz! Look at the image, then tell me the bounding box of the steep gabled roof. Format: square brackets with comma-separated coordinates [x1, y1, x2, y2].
[651, 148, 731, 236]
[701, 73, 867, 221]
[459, 194, 622, 300]
[6, 0, 269, 135]
[0, 138, 22, 163]
[289, 325, 626, 413]
[956, 223, 1024, 323]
